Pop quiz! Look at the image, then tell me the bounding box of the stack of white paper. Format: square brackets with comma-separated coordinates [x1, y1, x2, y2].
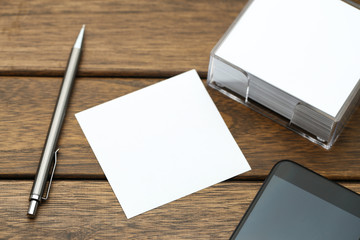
[208, 0, 360, 149]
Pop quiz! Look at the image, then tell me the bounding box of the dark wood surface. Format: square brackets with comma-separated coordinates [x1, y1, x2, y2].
[1, 77, 360, 180]
[1, 0, 359, 239]
[0, 0, 245, 78]
[1, 181, 359, 239]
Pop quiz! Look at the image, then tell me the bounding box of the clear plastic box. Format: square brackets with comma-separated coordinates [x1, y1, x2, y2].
[207, 0, 360, 149]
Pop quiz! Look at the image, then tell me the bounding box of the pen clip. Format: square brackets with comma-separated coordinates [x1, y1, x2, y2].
[42, 148, 59, 201]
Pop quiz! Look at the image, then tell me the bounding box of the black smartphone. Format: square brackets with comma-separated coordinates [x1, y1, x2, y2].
[230, 160, 360, 240]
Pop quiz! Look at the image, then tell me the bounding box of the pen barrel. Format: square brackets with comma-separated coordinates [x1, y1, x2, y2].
[29, 48, 82, 202]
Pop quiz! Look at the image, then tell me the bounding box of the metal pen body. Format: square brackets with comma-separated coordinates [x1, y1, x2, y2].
[30, 48, 80, 196]
[27, 26, 84, 217]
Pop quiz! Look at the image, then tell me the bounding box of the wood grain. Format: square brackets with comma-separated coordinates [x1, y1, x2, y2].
[0, 0, 246, 78]
[1, 180, 359, 239]
[1, 76, 359, 180]
[1, 1, 360, 238]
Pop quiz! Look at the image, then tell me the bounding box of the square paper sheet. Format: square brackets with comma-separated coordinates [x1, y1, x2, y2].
[76, 70, 250, 218]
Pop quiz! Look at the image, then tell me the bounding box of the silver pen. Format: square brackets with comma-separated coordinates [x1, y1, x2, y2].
[27, 25, 85, 217]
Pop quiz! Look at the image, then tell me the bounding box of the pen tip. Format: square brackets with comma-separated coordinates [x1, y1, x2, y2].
[74, 25, 85, 49]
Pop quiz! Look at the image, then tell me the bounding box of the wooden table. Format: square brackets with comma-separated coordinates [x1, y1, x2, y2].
[1, 0, 359, 239]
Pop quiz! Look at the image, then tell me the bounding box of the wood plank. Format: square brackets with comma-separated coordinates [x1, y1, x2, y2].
[0, 0, 246, 77]
[1, 76, 360, 179]
[1, 180, 359, 239]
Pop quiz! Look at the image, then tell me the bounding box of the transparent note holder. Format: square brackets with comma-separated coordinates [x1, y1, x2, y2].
[207, 0, 360, 149]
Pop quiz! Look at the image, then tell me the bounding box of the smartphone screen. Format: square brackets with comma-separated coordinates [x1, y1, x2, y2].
[230, 161, 360, 240]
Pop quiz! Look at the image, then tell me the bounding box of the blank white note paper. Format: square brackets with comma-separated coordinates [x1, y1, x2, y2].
[76, 70, 250, 218]
[216, 0, 360, 117]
